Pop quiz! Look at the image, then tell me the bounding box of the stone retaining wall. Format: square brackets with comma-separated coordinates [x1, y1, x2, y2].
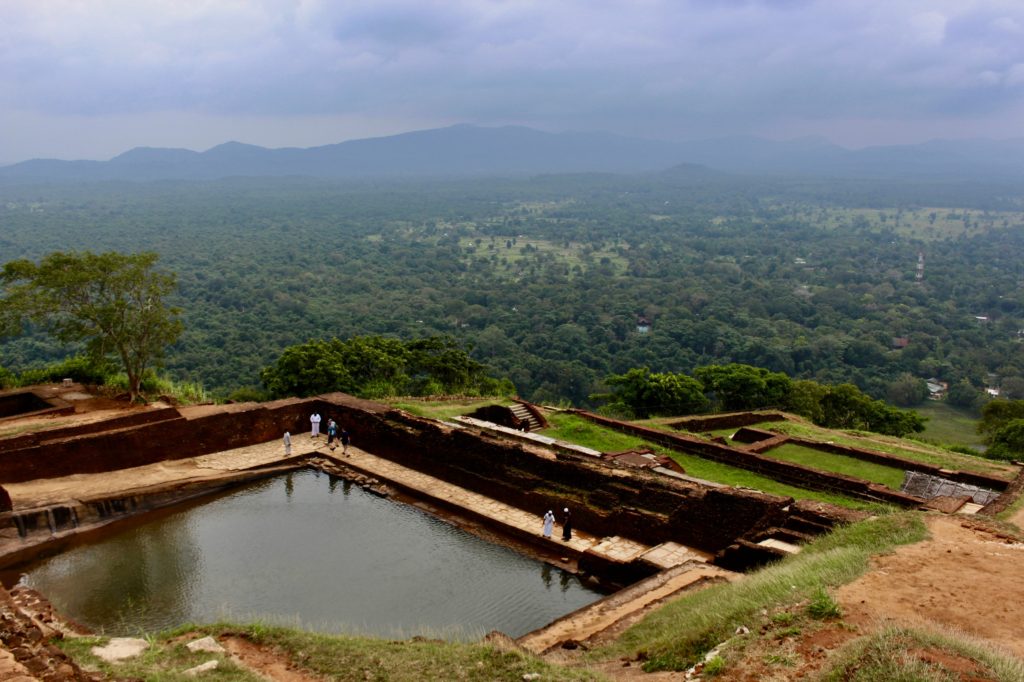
[0, 393, 834, 561]
[306, 395, 792, 553]
[0, 399, 311, 483]
[0, 407, 182, 454]
[669, 411, 787, 433]
[575, 410, 925, 507]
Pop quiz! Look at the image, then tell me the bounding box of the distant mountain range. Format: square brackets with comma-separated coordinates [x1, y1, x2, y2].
[2, 124, 1023, 182]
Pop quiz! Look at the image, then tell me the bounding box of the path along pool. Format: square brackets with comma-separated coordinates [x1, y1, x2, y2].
[9, 470, 604, 639]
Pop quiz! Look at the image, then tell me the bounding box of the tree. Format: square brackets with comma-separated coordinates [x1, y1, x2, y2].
[693, 363, 791, 411]
[885, 372, 928, 407]
[978, 400, 1024, 442]
[1, 251, 182, 402]
[818, 383, 925, 437]
[947, 378, 983, 411]
[987, 418, 1024, 461]
[261, 335, 512, 399]
[600, 367, 708, 418]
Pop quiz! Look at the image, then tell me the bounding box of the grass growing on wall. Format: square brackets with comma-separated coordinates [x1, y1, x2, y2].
[541, 413, 883, 511]
[762, 443, 907, 490]
[767, 420, 1016, 480]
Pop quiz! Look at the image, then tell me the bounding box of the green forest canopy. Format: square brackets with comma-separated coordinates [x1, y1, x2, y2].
[0, 172, 1021, 410]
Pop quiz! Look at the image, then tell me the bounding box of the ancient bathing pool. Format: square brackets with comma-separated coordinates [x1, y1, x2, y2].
[9, 470, 604, 638]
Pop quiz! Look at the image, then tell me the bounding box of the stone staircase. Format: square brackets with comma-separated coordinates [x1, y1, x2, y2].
[510, 402, 545, 432]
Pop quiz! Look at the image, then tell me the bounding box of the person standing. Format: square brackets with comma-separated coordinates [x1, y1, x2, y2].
[283, 431, 292, 457]
[327, 419, 337, 449]
[562, 507, 572, 541]
[310, 412, 321, 438]
[340, 427, 351, 456]
[542, 510, 555, 538]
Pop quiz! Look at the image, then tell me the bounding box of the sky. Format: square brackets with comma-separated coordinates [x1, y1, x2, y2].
[2, 0, 1024, 164]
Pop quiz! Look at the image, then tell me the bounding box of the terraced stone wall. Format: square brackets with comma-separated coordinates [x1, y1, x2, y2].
[577, 411, 925, 506]
[0, 398, 312, 483]
[309, 395, 792, 553]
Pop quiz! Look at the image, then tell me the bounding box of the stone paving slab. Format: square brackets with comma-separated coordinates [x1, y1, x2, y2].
[6, 434, 320, 508]
[7, 428, 706, 574]
[324, 446, 707, 569]
[641, 541, 713, 569]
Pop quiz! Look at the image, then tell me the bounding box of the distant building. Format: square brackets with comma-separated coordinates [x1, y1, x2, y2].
[636, 316, 651, 334]
[986, 387, 1001, 397]
[926, 378, 949, 400]
[891, 337, 910, 350]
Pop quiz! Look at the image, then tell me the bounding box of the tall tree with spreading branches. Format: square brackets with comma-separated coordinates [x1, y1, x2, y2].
[1, 251, 183, 402]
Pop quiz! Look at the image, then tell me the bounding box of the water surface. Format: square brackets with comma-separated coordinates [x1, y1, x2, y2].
[15, 470, 603, 638]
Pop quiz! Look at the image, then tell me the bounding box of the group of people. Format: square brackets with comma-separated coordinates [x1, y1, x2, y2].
[303, 412, 577, 542]
[308, 412, 351, 455]
[542, 507, 573, 541]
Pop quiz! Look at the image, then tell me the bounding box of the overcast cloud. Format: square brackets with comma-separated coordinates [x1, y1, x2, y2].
[2, 0, 1024, 163]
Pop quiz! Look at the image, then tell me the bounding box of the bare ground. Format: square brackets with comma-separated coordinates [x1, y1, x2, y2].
[716, 514, 1024, 681]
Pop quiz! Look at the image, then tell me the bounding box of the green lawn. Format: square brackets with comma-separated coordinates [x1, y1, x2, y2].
[541, 413, 881, 510]
[767, 420, 1017, 481]
[913, 401, 984, 450]
[762, 443, 906, 490]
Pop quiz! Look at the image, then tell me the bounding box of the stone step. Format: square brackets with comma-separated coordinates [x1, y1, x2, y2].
[782, 514, 833, 536]
[516, 562, 736, 654]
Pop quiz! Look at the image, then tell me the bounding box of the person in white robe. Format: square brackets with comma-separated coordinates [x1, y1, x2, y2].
[283, 431, 292, 456]
[310, 412, 321, 438]
[542, 510, 555, 538]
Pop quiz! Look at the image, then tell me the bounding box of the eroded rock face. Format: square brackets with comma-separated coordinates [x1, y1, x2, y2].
[0, 586, 98, 681]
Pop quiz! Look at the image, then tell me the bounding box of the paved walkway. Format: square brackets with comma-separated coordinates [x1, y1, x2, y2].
[322, 444, 712, 570]
[5, 435, 321, 509]
[7, 431, 711, 573]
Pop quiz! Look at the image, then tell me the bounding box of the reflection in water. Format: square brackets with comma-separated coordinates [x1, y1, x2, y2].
[17, 471, 603, 639]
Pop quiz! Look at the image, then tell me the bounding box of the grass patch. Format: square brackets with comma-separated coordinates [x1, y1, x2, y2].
[768, 420, 1017, 480]
[820, 625, 1024, 682]
[58, 622, 606, 681]
[57, 633, 263, 682]
[542, 413, 883, 510]
[914, 402, 984, 450]
[997, 493, 1024, 525]
[763, 443, 906, 490]
[806, 586, 843, 620]
[596, 512, 927, 672]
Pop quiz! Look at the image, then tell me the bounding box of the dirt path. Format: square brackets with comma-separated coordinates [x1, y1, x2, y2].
[220, 636, 323, 682]
[837, 514, 1024, 658]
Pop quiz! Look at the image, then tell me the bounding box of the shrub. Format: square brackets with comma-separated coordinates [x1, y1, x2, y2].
[807, 586, 843, 619]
